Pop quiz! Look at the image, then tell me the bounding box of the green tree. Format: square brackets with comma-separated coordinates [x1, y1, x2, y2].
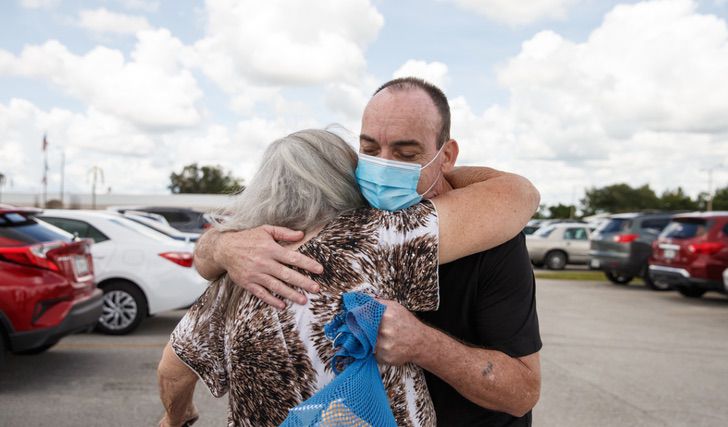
[581, 183, 660, 215]
[168, 163, 244, 194]
[712, 185, 728, 210]
[548, 203, 576, 219]
[659, 187, 698, 211]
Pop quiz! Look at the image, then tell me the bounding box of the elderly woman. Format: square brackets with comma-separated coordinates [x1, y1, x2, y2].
[157, 129, 536, 426]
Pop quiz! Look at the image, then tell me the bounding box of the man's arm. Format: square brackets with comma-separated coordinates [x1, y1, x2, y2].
[193, 225, 324, 309]
[375, 300, 541, 417]
[158, 343, 200, 427]
[435, 166, 540, 263]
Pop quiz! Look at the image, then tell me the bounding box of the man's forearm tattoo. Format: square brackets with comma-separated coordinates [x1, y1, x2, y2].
[482, 361, 494, 378]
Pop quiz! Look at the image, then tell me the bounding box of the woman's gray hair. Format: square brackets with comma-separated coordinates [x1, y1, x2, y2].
[215, 128, 365, 233]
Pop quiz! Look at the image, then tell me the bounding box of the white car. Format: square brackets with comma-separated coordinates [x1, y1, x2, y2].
[526, 223, 593, 270]
[36, 210, 208, 335]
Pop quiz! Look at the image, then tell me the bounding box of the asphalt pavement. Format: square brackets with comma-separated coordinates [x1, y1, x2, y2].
[1, 278, 727, 426]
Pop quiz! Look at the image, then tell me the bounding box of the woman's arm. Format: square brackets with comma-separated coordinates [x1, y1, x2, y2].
[433, 166, 540, 263]
[158, 342, 200, 427]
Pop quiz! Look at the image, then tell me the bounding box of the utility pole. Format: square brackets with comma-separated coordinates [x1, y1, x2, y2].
[87, 166, 105, 210]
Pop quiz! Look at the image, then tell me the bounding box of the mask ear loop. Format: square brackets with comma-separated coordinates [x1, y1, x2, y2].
[418, 142, 447, 196]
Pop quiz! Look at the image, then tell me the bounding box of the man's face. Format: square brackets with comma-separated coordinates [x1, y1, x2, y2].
[359, 88, 448, 196]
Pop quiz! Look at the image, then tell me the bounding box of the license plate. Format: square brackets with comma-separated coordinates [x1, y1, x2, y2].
[74, 256, 90, 276]
[590, 259, 600, 268]
[664, 249, 676, 259]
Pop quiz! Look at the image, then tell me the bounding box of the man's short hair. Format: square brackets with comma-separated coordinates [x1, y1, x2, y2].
[373, 77, 450, 148]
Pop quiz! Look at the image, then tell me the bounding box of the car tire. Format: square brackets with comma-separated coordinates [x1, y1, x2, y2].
[642, 271, 670, 291]
[0, 332, 6, 366]
[605, 270, 633, 285]
[676, 286, 706, 299]
[532, 260, 544, 268]
[95, 281, 147, 335]
[545, 251, 568, 270]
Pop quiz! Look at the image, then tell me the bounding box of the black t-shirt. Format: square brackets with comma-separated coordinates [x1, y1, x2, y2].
[416, 233, 542, 426]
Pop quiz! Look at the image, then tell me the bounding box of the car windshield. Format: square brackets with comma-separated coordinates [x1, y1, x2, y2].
[661, 219, 708, 239]
[0, 212, 74, 246]
[534, 225, 556, 237]
[597, 218, 631, 234]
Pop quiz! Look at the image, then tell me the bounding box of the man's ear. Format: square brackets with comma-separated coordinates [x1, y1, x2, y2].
[441, 139, 459, 173]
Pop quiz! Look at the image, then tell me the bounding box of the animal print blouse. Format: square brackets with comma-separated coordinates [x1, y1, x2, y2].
[170, 202, 440, 427]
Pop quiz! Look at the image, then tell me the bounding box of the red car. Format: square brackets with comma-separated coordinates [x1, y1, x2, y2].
[649, 212, 728, 298]
[0, 207, 103, 360]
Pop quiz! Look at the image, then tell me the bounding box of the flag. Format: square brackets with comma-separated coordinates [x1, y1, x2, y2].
[42, 134, 48, 152]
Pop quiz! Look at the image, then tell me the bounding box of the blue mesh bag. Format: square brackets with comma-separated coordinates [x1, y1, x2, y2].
[280, 292, 397, 427]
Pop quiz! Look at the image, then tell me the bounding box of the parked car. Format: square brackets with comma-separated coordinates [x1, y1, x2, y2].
[648, 212, 728, 298]
[589, 212, 674, 290]
[35, 210, 208, 335]
[0, 207, 102, 360]
[724, 268, 728, 292]
[122, 212, 200, 243]
[109, 207, 212, 233]
[526, 223, 592, 269]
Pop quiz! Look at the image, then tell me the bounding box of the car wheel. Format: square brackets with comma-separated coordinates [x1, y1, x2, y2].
[96, 281, 147, 335]
[605, 270, 633, 285]
[545, 251, 568, 270]
[677, 286, 706, 299]
[0, 332, 6, 366]
[643, 271, 670, 291]
[532, 260, 544, 268]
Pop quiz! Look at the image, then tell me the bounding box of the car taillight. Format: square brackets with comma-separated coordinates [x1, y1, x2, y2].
[613, 234, 638, 243]
[0, 241, 65, 271]
[159, 251, 194, 268]
[202, 223, 212, 230]
[687, 242, 725, 255]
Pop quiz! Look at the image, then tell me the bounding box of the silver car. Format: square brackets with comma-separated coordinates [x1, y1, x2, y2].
[526, 223, 592, 270]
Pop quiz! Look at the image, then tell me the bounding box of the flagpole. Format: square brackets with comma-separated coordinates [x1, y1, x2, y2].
[60, 149, 65, 208]
[42, 134, 48, 208]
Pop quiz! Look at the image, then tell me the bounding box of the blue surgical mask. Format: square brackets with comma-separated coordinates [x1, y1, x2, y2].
[355, 146, 444, 211]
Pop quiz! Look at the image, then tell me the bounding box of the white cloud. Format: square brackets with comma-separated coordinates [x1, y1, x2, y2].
[451, 0, 579, 26]
[19, 0, 60, 10]
[193, 0, 384, 89]
[393, 60, 449, 89]
[116, 0, 160, 13]
[0, 29, 203, 130]
[450, 0, 728, 204]
[77, 8, 152, 36]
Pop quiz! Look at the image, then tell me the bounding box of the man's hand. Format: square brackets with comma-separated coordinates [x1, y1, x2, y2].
[374, 299, 428, 366]
[195, 225, 324, 309]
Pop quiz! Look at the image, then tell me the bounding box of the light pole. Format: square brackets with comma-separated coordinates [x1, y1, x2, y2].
[0, 173, 6, 203]
[701, 164, 724, 212]
[87, 166, 105, 210]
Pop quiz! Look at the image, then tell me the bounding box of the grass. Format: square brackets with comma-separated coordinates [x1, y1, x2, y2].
[535, 269, 644, 284]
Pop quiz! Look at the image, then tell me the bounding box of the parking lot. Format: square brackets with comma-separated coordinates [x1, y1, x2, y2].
[2, 277, 727, 427]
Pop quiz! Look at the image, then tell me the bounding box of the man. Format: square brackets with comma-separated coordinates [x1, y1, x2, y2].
[193, 77, 542, 426]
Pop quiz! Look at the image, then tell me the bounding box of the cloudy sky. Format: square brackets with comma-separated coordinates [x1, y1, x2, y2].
[1, 0, 728, 207]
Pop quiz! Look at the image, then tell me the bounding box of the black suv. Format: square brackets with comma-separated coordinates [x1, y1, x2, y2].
[589, 212, 674, 290]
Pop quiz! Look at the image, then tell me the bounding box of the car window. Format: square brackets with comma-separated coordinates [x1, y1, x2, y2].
[564, 227, 588, 240]
[39, 216, 110, 244]
[597, 218, 631, 234]
[0, 213, 74, 246]
[640, 218, 670, 231]
[157, 211, 192, 223]
[534, 225, 556, 237]
[661, 219, 708, 239]
[723, 223, 728, 236]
